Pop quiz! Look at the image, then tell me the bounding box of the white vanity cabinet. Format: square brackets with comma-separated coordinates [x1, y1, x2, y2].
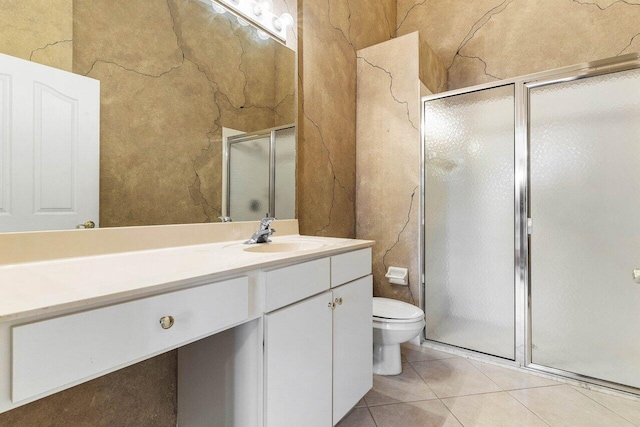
[0, 237, 374, 427]
[264, 249, 373, 427]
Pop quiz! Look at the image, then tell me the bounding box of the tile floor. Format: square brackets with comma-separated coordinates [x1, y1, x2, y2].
[337, 343, 640, 427]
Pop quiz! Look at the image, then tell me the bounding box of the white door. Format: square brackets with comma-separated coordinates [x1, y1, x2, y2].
[264, 292, 333, 427]
[332, 276, 373, 425]
[0, 53, 99, 232]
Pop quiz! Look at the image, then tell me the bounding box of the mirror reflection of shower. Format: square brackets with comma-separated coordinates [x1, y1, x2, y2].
[223, 125, 296, 222]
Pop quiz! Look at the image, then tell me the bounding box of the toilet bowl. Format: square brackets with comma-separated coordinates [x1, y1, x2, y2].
[372, 297, 425, 375]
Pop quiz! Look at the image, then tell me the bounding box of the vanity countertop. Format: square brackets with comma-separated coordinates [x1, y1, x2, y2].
[0, 235, 373, 322]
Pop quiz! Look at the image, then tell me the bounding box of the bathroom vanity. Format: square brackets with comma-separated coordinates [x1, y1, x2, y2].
[0, 223, 373, 426]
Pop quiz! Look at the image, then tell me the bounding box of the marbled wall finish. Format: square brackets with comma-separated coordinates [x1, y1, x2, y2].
[73, 0, 295, 227]
[356, 32, 441, 304]
[397, 0, 640, 90]
[0, 1, 294, 424]
[0, 0, 73, 71]
[296, 0, 396, 238]
[0, 352, 177, 427]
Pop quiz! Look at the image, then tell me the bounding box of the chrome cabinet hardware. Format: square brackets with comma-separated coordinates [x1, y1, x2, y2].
[76, 221, 95, 229]
[159, 315, 175, 329]
[334, 297, 343, 305]
[633, 269, 640, 284]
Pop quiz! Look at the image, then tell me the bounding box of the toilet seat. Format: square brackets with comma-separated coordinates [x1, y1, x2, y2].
[373, 297, 424, 323]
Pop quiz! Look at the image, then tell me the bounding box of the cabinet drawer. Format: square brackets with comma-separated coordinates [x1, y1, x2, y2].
[331, 248, 372, 288]
[265, 258, 330, 312]
[12, 276, 249, 402]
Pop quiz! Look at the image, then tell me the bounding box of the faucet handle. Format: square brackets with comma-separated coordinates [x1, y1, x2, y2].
[261, 213, 276, 226]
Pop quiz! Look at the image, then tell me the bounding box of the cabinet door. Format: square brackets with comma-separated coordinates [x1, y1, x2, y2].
[265, 292, 333, 427]
[332, 276, 373, 425]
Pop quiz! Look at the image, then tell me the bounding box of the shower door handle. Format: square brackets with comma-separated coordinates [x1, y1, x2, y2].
[633, 269, 640, 284]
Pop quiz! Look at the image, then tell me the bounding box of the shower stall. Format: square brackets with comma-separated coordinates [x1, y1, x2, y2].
[224, 125, 296, 221]
[421, 53, 640, 395]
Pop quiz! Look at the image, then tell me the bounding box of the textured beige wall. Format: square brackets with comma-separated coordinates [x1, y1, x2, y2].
[297, 0, 397, 238]
[73, 0, 295, 227]
[0, 352, 177, 426]
[357, 33, 422, 304]
[0, 1, 294, 424]
[397, 0, 640, 90]
[356, 32, 445, 304]
[0, 0, 73, 71]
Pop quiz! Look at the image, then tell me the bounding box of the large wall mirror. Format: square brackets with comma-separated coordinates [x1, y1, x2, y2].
[0, 0, 296, 232]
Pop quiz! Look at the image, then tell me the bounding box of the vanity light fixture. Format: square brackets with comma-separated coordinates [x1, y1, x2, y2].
[209, 0, 293, 43]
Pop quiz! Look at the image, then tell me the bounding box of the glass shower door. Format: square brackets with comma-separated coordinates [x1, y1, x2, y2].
[229, 136, 270, 221]
[529, 68, 640, 388]
[423, 85, 515, 359]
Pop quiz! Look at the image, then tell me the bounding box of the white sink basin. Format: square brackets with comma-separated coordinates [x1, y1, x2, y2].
[243, 241, 326, 253]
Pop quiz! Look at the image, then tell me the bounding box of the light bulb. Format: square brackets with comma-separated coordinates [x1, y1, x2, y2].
[279, 13, 293, 27]
[236, 16, 249, 26]
[273, 12, 293, 31]
[258, 0, 273, 12]
[257, 29, 270, 40]
[253, 4, 263, 16]
[211, 1, 225, 13]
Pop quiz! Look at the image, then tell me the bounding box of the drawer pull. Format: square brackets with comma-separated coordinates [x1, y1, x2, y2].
[159, 315, 175, 329]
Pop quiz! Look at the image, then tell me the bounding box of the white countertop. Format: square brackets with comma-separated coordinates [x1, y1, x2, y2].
[0, 235, 373, 322]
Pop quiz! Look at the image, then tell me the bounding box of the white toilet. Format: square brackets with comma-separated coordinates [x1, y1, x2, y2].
[372, 297, 425, 375]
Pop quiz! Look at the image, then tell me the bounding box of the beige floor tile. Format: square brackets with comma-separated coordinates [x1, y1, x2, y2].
[510, 385, 634, 426]
[365, 363, 437, 406]
[468, 360, 559, 390]
[573, 386, 640, 426]
[411, 358, 502, 398]
[401, 343, 459, 362]
[335, 408, 376, 427]
[354, 398, 367, 408]
[441, 391, 548, 427]
[369, 400, 463, 427]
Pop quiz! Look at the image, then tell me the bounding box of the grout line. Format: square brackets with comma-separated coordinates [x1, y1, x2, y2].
[366, 405, 379, 427]
[438, 397, 466, 426]
[507, 391, 552, 426]
[503, 383, 565, 392]
[507, 389, 555, 426]
[465, 357, 506, 392]
[571, 386, 640, 426]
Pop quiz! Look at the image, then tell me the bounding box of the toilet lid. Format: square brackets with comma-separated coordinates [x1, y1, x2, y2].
[373, 297, 424, 320]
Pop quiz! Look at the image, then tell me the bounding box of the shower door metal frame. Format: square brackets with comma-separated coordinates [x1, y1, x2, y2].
[225, 124, 294, 218]
[420, 52, 640, 395]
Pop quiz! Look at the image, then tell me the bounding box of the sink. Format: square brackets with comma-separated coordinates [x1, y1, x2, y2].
[243, 241, 326, 253]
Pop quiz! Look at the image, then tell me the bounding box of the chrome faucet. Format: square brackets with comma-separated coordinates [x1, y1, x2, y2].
[245, 214, 276, 244]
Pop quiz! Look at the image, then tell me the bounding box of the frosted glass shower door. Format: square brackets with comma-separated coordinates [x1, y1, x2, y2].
[229, 137, 270, 221]
[529, 68, 640, 388]
[424, 85, 515, 359]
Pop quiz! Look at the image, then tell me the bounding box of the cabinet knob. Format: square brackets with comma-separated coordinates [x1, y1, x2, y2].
[328, 301, 335, 309]
[334, 297, 343, 306]
[159, 315, 175, 329]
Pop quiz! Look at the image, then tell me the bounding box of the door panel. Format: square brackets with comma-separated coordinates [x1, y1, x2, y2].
[423, 85, 515, 359]
[332, 276, 372, 425]
[229, 136, 270, 221]
[265, 292, 333, 427]
[529, 68, 640, 388]
[0, 53, 99, 232]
